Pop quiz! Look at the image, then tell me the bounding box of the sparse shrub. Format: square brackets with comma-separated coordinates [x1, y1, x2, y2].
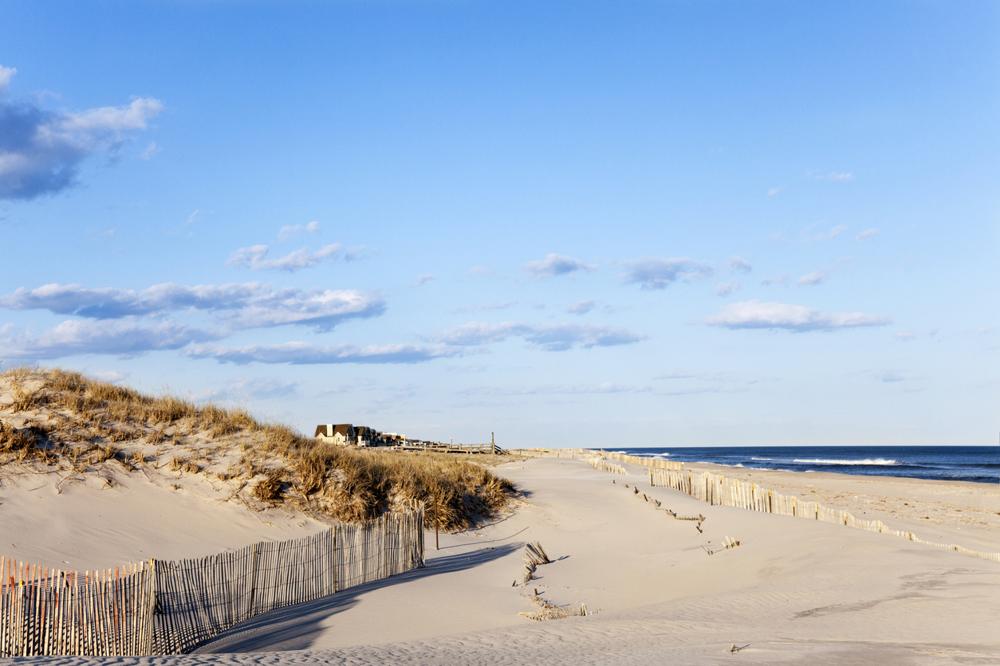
[253, 472, 285, 503]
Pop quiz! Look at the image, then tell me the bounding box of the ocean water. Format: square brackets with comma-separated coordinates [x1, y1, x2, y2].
[608, 446, 1000, 484]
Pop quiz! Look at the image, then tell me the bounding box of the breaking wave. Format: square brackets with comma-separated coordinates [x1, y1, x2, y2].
[792, 458, 898, 466]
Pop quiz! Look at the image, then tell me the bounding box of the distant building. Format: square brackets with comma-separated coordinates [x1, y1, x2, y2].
[315, 423, 398, 447]
[314, 423, 357, 446]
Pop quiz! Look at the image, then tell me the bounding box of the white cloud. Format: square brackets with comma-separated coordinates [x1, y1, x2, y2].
[188, 341, 455, 365]
[0, 65, 16, 93]
[415, 273, 434, 286]
[1, 319, 217, 360]
[1, 90, 163, 199]
[761, 274, 790, 287]
[767, 186, 782, 198]
[797, 271, 827, 286]
[277, 220, 320, 241]
[441, 322, 643, 351]
[89, 370, 128, 384]
[707, 300, 890, 332]
[0, 282, 385, 331]
[894, 331, 916, 341]
[525, 253, 595, 277]
[856, 228, 880, 241]
[814, 171, 854, 182]
[228, 243, 342, 271]
[624, 258, 712, 289]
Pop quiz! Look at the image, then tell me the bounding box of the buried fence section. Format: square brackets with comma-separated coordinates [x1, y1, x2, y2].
[0, 508, 425, 657]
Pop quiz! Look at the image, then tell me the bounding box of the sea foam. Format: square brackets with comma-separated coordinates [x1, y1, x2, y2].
[792, 458, 898, 466]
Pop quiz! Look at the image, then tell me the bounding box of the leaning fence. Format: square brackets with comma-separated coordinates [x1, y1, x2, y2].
[0, 508, 424, 657]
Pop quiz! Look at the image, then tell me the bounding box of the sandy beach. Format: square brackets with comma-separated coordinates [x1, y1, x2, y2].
[5, 454, 999, 665]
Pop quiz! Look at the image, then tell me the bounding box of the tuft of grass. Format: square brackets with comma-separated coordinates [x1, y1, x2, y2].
[0, 421, 51, 461]
[253, 472, 285, 503]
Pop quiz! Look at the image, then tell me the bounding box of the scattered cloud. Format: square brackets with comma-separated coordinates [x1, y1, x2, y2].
[462, 382, 651, 397]
[440, 322, 644, 351]
[798, 224, 848, 242]
[188, 341, 455, 365]
[139, 141, 159, 160]
[566, 300, 596, 315]
[824, 224, 848, 240]
[277, 220, 320, 241]
[767, 186, 782, 198]
[89, 369, 128, 384]
[228, 243, 342, 271]
[198, 377, 300, 402]
[761, 275, 790, 287]
[716, 281, 741, 297]
[0, 74, 163, 200]
[624, 258, 712, 290]
[877, 371, 907, 384]
[468, 265, 493, 276]
[797, 270, 827, 286]
[0, 318, 217, 360]
[813, 171, 854, 182]
[707, 300, 890, 332]
[894, 331, 916, 341]
[0, 65, 15, 93]
[729, 256, 752, 273]
[0, 282, 385, 331]
[525, 253, 595, 277]
[415, 273, 434, 286]
[452, 301, 517, 314]
[856, 228, 880, 241]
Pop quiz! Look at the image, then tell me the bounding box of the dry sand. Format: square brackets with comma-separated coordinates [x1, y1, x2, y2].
[0, 463, 327, 570]
[5, 456, 1000, 665]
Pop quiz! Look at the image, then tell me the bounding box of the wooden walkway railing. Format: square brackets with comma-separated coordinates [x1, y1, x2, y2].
[0, 509, 424, 657]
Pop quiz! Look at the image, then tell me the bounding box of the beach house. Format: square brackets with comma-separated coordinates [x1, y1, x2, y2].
[314, 423, 357, 446]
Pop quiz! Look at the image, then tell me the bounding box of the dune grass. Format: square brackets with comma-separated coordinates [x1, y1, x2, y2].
[0, 368, 514, 530]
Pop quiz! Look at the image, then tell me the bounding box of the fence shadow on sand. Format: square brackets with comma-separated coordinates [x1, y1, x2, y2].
[195, 542, 522, 653]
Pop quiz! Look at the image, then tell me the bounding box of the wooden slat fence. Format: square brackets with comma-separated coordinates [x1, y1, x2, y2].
[646, 467, 1000, 563]
[0, 508, 424, 657]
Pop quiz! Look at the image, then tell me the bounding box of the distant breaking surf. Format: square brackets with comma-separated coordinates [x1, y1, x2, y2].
[792, 458, 898, 466]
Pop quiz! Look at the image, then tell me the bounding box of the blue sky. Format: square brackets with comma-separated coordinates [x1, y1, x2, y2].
[1, 1, 997, 446]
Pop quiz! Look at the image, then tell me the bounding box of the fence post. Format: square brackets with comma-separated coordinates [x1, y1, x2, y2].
[246, 542, 260, 618]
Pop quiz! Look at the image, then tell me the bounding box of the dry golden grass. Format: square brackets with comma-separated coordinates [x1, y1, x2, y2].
[0, 368, 513, 529]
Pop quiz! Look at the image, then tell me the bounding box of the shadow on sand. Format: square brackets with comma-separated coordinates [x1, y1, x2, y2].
[194, 542, 522, 653]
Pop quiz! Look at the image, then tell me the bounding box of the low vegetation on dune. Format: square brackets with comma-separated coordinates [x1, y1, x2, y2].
[0, 368, 514, 530]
